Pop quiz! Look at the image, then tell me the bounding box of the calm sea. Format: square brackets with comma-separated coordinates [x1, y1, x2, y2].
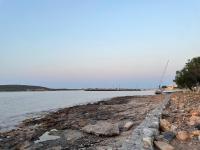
[0, 90, 154, 131]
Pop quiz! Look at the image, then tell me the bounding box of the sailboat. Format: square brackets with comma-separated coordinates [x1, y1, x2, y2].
[155, 60, 169, 94]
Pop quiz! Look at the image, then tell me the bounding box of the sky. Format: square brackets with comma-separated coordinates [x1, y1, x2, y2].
[0, 0, 199, 88]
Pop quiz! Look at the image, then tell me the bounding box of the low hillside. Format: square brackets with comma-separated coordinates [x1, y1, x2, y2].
[0, 85, 51, 91]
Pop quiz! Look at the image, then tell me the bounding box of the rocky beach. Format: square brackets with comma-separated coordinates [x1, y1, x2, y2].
[1, 91, 200, 150]
[0, 95, 164, 150]
[154, 91, 200, 150]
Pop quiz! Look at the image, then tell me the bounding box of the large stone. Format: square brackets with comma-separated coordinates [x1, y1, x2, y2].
[154, 141, 174, 150]
[176, 131, 190, 141]
[160, 119, 171, 132]
[82, 121, 119, 136]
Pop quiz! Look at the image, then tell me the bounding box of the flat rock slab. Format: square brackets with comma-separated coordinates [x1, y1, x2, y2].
[154, 141, 174, 150]
[34, 131, 60, 143]
[63, 129, 84, 142]
[82, 121, 119, 136]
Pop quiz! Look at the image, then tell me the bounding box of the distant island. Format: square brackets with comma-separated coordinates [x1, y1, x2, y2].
[0, 85, 81, 92]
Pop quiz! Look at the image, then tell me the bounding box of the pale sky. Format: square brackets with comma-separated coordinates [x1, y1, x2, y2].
[0, 0, 199, 88]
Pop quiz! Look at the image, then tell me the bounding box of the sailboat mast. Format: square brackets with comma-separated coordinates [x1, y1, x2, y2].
[159, 60, 169, 89]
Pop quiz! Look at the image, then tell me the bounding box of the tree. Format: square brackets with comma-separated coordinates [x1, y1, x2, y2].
[174, 56, 200, 90]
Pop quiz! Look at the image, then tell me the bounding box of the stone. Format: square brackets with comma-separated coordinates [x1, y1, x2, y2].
[123, 121, 134, 131]
[162, 111, 170, 117]
[149, 121, 159, 129]
[143, 137, 153, 149]
[155, 134, 164, 141]
[176, 131, 190, 141]
[34, 131, 60, 143]
[143, 128, 154, 137]
[154, 141, 174, 150]
[63, 129, 84, 142]
[82, 121, 119, 136]
[160, 119, 171, 132]
[170, 125, 177, 133]
[190, 130, 200, 137]
[188, 116, 200, 126]
[162, 131, 175, 142]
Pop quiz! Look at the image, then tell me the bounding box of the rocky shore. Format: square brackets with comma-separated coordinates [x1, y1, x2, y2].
[0, 95, 163, 150]
[154, 91, 200, 150]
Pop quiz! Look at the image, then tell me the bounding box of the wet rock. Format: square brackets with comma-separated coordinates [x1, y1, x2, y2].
[176, 131, 190, 141]
[162, 131, 175, 142]
[160, 119, 171, 132]
[154, 141, 174, 150]
[82, 121, 119, 136]
[123, 121, 134, 131]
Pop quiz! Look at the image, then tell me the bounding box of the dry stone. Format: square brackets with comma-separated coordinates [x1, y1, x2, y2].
[123, 121, 134, 131]
[160, 119, 171, 132]
[82, 121, 119, 136]
[176, 131, 190, 141]
[154, 141, 174, 150]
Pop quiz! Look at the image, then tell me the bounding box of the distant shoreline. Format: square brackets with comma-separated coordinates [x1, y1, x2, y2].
[0, 85, 144, 92]
[0, 85, 82, 92]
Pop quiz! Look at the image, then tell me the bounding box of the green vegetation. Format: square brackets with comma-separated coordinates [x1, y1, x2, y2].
[174, 56, 200, 90]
